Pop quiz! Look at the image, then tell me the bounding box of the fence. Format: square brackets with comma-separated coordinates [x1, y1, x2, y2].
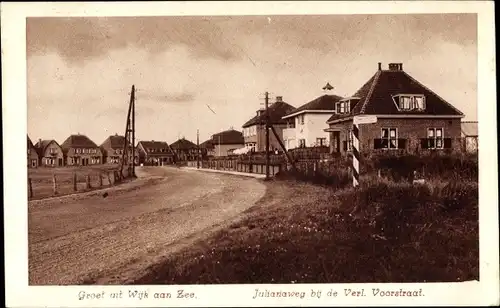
[186, 159, 282, 176]
[28, 166, 134, 200]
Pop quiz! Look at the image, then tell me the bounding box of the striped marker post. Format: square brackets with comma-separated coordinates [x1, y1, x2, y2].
[352, 115, 378, 187]
[352, 121, 360, 187]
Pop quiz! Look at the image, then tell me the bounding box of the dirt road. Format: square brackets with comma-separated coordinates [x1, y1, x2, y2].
[28, 167, 266, 285]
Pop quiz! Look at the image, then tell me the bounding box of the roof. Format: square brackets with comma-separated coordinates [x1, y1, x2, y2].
[170, 138, 197, 150]
[242, 101, 296, 128]
[27, 136, 35, 149]
[137, 140, 175, 155]
[101, 134, 132, 149]
[211, 129, 244, 145]
[61, 134, 98, 149]
[200, 139, 214, 149]
[461, 121, 478, 136]
[34, 139, 61, 156]
[283, 94, 344, 118]
[327, 65, 464, 123]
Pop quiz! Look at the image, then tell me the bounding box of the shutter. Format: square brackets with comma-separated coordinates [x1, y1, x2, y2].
[343, 141, 347, 151]
[444, 138, 452, 149]
[374, 139, 382, 149]
[398, 139, 407, 149]
[420, 138, 428, 149]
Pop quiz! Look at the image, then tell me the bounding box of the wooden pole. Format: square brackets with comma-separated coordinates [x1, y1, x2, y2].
[197, 129, 200, 169]
[73, 173, 77, 191]
[265, 91, 270, 180]
[131, 85, 136, 177]
[99, 173, 103, 187]
[28, 178, 33, 198]
[86, 174, 91, 189]
[52, 174, 58, 195]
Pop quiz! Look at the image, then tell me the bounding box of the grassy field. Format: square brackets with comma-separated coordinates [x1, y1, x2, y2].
[28, 165, 129, 200]
[132, 154, 479, 284]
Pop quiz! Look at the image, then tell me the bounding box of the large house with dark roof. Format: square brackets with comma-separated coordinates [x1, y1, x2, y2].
[136, 140, 174, 165]
[170, 138, 198, 161]
[325, 62, 464, 155]
[282, 87, 344, 149]
[100, 134, 139, 165]
[34, 139, 64, 167]
[208, 129, 245, 156]
[27, 136, 39, 168]
[242, 96, 296, 152]
[200, 139, 215, 157]
[61, 134, 103, 166]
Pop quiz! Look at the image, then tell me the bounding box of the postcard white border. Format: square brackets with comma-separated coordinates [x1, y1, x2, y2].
[2, 1, 498, 307]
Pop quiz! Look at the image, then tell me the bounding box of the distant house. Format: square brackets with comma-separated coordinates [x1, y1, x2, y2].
[282, 88, 344, 150]
[61, 134, 103, 166]
[200, 139, 215, 157]
[461, 121, 478, 153]
[242, 96, 296, 152]
[100, 134, 139, 165]
[209, 129, 245, 157]
[34, 139, 64, 167]
[27, 136, 39, 168]
[136, 140, 174, 166]
[325, 62, 464, 155]
[170, 138, 198, 161]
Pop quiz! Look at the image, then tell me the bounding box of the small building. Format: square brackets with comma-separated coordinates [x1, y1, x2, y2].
[210, 129, 245, 157]
[136, 140, 175, 166]
[170, 138, 198, 161]
[282, 86, 343, 150]
[34, 139, 64, 167]
[325, 62, 464, 155]
[461, 121, 478, 153]
[100, 134, 139, 165]
[27, 136, 39, 168]
[242, 96, 296, 152]
[199, 139, 215, 157]
[61, 134, 103, 166]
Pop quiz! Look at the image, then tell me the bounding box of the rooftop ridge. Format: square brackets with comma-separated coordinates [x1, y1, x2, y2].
[359, 70, 382, 114]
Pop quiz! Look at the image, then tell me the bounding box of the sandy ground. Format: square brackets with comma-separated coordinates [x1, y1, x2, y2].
[28, 166, 266, 285]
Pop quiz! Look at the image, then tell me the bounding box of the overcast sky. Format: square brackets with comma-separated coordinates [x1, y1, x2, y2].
[27, 14, 477, 145]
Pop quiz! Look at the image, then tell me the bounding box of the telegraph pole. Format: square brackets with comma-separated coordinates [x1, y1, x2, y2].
[131, 85, 136, 177]
[197, 129, 200, 169]
[265, 91, 270, 180]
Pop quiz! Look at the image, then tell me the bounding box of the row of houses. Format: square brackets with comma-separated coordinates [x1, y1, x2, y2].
[236, 62, 478, 155]
[27, 133, 214, 168]
[28, 61, 478, 168]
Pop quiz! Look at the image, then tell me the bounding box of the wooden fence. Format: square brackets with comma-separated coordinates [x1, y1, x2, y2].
[28, 167, 134, 200]
[186, 160, 282, 176]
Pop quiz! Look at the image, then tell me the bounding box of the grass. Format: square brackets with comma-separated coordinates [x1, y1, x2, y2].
[28, 165, 128, 200]
[132, 170, 479, 284]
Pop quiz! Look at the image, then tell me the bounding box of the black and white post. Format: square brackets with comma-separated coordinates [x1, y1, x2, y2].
[351, 115, 377, 187]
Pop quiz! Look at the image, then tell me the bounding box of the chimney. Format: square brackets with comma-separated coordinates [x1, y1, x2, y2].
[378, 62, 382, 70]
[275, 96, 283, 103]
[39, 138, 42, 145]
[388, 63, 403, 71]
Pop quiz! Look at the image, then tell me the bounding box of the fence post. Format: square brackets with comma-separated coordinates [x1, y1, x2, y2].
[52, 174, 58, 195]
[86, 175, 91, 189]
[73, 173, 77, 191]
[99, 173, 103, 187]
[108, 172, 112, 186]
[28, 178, 33, 198]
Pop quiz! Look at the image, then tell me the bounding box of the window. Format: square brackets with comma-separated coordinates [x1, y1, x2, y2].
[50, 148, 57, 154]
[298, 139, 306, 148]
[393, 94, 426, 111]
[316, 138, 327, 147]
[76, 148, 81, 154]
[381, 128, 398, 149]
[427, 128, 443, 149]
[336, 100, 351, 114]
[298, 114, 305, 125]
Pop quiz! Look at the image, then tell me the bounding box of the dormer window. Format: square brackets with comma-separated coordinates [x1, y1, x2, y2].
[336, 100, 351, 114]
[393, 94, 426, 111]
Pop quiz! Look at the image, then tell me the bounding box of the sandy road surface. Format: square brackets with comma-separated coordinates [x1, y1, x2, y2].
[28, 167, 266, 285]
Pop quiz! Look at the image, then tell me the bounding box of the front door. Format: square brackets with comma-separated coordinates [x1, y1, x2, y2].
[332, 131, 341, 153]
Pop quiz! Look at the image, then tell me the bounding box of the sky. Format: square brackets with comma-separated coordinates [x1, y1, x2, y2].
[27, 14, 477, 145]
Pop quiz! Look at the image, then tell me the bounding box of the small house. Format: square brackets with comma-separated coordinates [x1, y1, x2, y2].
[100, 134, 139, 165]
[136, 140, 175, 166]
[34, 139, 64, 167]
[27, 136, 39, 168]
[61, 134, 103, 166]
[461, 121, 478, 153]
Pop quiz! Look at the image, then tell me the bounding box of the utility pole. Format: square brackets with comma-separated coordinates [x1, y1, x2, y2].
[197, 129, 200, 169]
[131, 85, 136, 177]
[265, 91, 270, 180]
[120, 84, 135, 178]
